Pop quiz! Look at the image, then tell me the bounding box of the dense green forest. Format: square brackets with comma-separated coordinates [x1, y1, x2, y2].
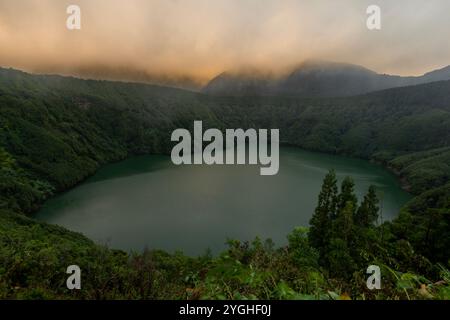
[0, 68, 449, 299]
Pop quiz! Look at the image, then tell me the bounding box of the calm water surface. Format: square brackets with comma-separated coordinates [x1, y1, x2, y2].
[36, 147, 412, 255]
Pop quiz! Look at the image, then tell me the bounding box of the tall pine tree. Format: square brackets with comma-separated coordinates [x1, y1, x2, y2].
[334, 201, 355, 242]
[309, 170, 338, 261]
[355, 185, 379, 227]
[329, 177, 358, 270]
[337, 177, 358, 215]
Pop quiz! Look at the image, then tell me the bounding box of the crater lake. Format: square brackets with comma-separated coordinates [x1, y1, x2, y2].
[36, 147, 412, 256]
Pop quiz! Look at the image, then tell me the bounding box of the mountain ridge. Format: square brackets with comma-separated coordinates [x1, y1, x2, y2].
[3, 61, 450, 99]
[203, 60, 450, 98]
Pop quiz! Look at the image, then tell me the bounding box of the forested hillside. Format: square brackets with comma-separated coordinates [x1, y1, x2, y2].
[0, 68, 449, 299]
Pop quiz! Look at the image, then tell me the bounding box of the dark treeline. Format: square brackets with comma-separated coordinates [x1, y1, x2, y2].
[0, 68, 449, 299]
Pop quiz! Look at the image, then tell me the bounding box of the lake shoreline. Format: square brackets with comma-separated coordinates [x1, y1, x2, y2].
[281, 142, 413, 195]
[35, 146, 412, 255]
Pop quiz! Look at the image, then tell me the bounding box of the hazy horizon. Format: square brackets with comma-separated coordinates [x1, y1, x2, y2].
[1, 0, 450, 87]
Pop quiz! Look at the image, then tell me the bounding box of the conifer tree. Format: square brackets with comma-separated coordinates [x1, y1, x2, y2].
[355, 185, 379, 227]
[333, 201, 355, 242]
[337, 177, 358, 215]
[329, 177, 358, 267]
[309, 170, 338, 260]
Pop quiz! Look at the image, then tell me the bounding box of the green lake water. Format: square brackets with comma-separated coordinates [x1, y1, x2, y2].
[36, 147, 412, 255]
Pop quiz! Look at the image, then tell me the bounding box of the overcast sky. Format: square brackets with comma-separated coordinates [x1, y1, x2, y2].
[1, 0, 449, 84]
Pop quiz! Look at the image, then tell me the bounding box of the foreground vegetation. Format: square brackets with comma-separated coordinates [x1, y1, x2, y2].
[0, 68, 449, 299]
[1, 172, 449, 300]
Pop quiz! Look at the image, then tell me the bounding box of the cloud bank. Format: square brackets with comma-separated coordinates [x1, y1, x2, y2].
[0, 0, 449, 86]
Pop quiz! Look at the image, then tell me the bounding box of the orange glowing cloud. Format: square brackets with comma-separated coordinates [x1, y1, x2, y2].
[0, 0, 449, 87]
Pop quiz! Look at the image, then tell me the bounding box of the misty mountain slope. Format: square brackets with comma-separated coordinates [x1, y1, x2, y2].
[421, 65, 450, 82]
[202, 71, 275, 96]
[203, 60, 450, 98]
[276, 61, 407, 97]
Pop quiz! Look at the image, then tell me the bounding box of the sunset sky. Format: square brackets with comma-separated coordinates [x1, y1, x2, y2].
[1, 0, 449, 85]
